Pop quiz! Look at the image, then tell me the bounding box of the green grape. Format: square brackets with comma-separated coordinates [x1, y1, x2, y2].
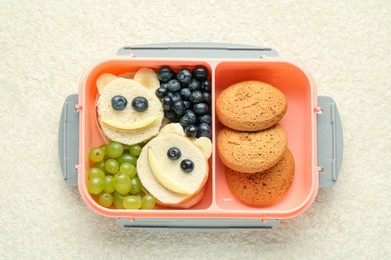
[105, 141, 124, 158]
[105, 159, 119, 174]
[120, 163, 137, 178]
[113, 191, 127, 209]
[129, 144, 142, 157]
[114, 173, 131, 194]
[100, 145, 109, 159]
[94, 161, 107, 173]
[129, 177, 142, 195]
[87, 167, 105, 180]
[141, 194, 156, 209]
[103, 175, 115, 193]
[123, 195, 142, 209]
[89, 147, 105, 162]
[98, 192, 113, 208]
[87, 177, 104, 195]
[134, 193, 144, 201]
[117, 154, 137, 166]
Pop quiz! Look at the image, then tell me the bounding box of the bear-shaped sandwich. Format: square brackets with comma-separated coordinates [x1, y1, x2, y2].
[137, 123, 212, 209]
[96, 73, 163, 145]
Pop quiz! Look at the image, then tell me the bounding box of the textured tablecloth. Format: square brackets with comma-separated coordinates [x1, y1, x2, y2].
[1, 1, 390, 259]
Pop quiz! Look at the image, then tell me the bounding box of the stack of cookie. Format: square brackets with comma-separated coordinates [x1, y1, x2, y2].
[216, 81, 294, 206]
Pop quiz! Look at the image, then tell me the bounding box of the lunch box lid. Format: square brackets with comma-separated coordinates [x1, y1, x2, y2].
[58, 43, 343, 229]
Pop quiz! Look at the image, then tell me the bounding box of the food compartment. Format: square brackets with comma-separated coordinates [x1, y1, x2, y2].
[79, 58, 214, 217]
[213, 61, 317, 213]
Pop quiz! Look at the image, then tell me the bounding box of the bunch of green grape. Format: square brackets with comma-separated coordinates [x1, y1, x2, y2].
[87, 141, 156, 210]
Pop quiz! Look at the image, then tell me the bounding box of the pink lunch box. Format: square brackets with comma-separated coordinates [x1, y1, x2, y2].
[58, 43, 343, 230]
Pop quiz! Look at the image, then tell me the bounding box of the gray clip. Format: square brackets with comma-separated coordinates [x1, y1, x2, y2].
[58, 94, 79, 186]
[317, 96, 344, 188]
[117, 42, 278, 58]
[116, 218, 280, 231]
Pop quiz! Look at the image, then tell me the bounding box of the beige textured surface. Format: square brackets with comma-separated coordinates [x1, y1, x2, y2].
[1, 0, 390, 259]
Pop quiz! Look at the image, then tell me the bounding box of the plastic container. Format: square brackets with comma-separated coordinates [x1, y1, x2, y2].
[59, 43, 343, 229]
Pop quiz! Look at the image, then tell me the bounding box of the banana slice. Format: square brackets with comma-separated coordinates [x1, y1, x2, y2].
[102, 116, 158, 130]
[147, 147, 191, 195]
[192, 137, 212, 159]
[119, 71, 136, 79]
[96, 73, 117, 94]
[134, 68, 160, 90]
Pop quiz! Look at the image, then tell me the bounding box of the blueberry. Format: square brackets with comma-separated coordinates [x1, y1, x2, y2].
[197, 123, 211, 139]
[179, 110, 197, 127]
[185, 125, 198, 138]
[179, 117, 190, 128]
[160, 82, 169, 89]
[201, 80, 211, 92]
[176, 68, 192, 85]
[198, 114, 212, 125]
[167, 147, 181, 160]
[180, 159, 194, 173]
[172, 101, 186, 115]
[157, 66, 175, 83]
[167, 79, 181, 92]
[131, 96, 149, 112]
[170, 92, 182, 103]
[186, 110, 198, 123]
[183, 100, 192, 110]
[162, 96, 172, 111]
[203, 92, 211, 105]
[155, 87, 168, 98]
[189, 91, 204, 104]
[180, 88, 191, 100]
[111, 95, 128, 111]
[165, 110, 179, 122]
[193, 103, 209, 115]
[188, 79, 201, 92]
[192, 66, 209, 81]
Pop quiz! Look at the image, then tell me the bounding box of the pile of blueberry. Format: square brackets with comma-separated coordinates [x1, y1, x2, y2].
[155, 65, 212, 139]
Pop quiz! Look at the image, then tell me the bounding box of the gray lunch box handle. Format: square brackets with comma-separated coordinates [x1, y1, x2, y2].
[317, 96, 343, 187]
[58, 94, 79, 187]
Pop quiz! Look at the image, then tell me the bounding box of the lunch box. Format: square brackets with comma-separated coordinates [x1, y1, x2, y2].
[58, 43, 343, 230]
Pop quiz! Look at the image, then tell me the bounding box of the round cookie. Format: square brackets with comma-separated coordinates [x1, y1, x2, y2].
[216, 81, 287, 131]
[217, 124, 287, 173]
[225, 148, 295, 206]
